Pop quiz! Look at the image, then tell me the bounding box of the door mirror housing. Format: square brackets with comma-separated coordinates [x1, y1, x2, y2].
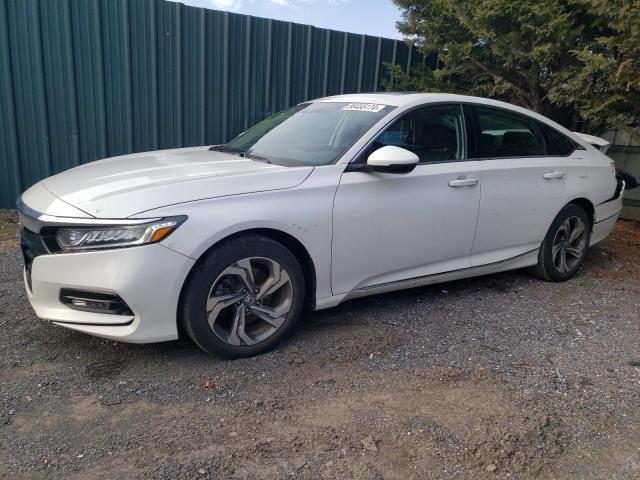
[366, 146, 419, 174]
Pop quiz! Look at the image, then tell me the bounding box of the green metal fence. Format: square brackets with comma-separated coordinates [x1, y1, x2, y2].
[0, 0, 430, 208]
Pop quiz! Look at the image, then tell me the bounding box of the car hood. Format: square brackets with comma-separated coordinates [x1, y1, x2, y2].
[40, 147, 314, 218]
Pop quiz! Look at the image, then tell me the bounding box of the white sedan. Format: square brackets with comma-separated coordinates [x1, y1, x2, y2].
[18, 93, 627, 357]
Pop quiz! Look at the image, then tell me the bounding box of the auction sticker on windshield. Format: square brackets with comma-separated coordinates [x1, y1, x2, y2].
[343, 103, 387, 113]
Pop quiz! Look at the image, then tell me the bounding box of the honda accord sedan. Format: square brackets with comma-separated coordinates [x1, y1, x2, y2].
[18, 93, 628, 357]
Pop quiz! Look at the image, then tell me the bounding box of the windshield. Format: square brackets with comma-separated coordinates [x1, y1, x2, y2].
[222, 102, 394, 166]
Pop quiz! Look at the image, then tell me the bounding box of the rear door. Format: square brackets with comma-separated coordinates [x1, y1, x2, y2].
[469, 105, 586, 266]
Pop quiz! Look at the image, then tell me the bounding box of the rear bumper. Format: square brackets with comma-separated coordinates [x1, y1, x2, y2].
[25, 243, 195, 343]
[590, 211, 619, 246]
[590, 181, 624, 246]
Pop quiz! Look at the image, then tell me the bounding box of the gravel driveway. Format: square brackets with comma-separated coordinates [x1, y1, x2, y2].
[1, 211, 639, 479]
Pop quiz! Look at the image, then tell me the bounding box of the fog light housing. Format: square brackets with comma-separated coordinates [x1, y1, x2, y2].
[59, 289, 133, 316]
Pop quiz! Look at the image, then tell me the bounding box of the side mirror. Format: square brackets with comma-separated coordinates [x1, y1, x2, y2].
[366, 146, 419, 174]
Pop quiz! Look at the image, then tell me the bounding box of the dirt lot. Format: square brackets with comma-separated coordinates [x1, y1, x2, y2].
[1, 209, 639, 479]
[0, 210, 19, 251]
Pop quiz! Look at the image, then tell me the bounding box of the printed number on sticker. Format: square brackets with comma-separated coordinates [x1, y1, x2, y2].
[343, 103, 386, 113]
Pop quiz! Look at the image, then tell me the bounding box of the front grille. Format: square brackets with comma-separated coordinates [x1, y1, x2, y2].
[20, 226, 49, 291]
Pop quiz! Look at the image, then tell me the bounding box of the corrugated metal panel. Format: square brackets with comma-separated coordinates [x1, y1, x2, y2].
[101, 0, 134, 156]
[0, 0, 429, 208]
[156, 0, 181, 149]
[129, 0, 159, 152]
[5, 0, 51, 195]
[69, 0, 108, 163]
[0, 0, 20, 205]
[39, 0, 80, 173]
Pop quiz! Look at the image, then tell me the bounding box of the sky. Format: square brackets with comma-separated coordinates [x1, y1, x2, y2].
[167, 0, 404, 39]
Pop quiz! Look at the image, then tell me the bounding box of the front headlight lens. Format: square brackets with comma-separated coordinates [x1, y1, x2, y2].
[55, 216, 186, 251]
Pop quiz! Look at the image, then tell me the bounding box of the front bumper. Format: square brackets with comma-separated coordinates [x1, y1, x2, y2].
[25, 243, 195, 343]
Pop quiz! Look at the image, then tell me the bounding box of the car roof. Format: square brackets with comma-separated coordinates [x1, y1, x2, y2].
[310, 92, 591, 149]
[312, 92, 516, 109]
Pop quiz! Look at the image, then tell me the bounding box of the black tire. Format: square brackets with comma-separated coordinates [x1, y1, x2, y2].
[181, 235, 305, 358]
[532, 204, 591, 282]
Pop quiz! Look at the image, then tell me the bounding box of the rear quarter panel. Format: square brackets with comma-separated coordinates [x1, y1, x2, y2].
[587, 149, 620, 221]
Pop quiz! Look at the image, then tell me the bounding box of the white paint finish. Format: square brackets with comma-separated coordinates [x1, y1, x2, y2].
[20, 181, 92, 218]
[471, 155, 581, 265]
[366, 145, 419, 167]
[41, 146, 313, 218]
[26, 244, 194, 342]
[18, 93, 624, 344]
[345, 248, 539, 300]
[331, 161, 482, 294]
[582, 149, 618, 209]
[143, 165, 344, 300]
[470, 146, 617, 266]
[316, 247, 540, 310]
[595, 196, 624, 226]
[591, 210, 620, 246]
[592, 175, 624, 244]
[591, 163, 622, 222]
[573, 132, 610, 148]
[314, 293, 348, 310]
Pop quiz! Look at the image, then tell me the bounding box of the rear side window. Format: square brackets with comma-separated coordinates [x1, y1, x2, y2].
[474, 107, 546, 158]
[367, 104, 466, 163]
[541, 125, 579, 156]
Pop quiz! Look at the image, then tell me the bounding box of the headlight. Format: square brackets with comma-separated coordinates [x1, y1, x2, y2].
[55, 216, 186, 251]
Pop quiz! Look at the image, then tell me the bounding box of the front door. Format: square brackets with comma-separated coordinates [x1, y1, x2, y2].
[331, 104, 482, 295]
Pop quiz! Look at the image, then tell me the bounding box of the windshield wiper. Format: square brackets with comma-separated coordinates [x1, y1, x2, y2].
[239, 151, 272, 164]
[209, 144, 272, 164]
[208, 144, 228, 152]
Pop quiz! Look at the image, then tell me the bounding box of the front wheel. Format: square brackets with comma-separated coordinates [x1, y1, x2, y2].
[181, 235, 305, 358]
[532, 204, 591, 282]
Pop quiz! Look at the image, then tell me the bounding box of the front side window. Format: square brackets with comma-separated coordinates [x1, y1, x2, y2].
[474, 107, 546, 158]
[365, 104, 466, 163]
[223, 102, 394, 166]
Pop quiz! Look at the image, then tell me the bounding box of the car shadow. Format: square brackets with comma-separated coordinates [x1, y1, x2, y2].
[15, 239, 618, 369]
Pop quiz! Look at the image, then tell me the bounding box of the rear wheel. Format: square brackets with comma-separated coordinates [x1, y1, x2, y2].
[181, 235, 305, 357]
[532, 204, 591, 281]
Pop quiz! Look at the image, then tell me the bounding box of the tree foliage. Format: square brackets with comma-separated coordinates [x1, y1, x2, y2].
[549, 0, 640, 140]
[388, 0, 640, 140]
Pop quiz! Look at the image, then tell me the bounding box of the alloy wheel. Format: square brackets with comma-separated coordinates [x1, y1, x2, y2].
[551, 216, 588, 274]
[206, 257, 293, 346]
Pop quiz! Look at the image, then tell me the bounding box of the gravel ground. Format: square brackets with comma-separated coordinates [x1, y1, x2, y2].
[1, 211, 639, 479]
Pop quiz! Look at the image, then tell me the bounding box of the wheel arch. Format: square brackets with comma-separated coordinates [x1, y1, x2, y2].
[250, 228, 317, 310]
[566, 197, 595, 229]
[177, 228, 318, 335]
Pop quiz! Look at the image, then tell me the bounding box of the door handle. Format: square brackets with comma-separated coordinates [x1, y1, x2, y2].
[448, 178, 479, 187]
[543, 171, 565, 180]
